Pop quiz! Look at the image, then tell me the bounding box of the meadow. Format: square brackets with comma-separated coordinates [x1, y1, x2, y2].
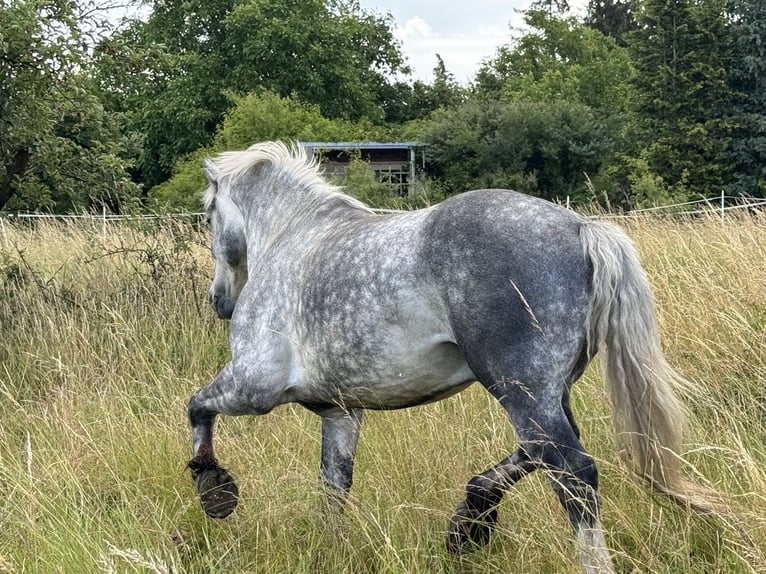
[0, 212, 764, 573]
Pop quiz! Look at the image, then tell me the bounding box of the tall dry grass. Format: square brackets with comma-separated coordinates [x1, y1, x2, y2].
[0, 212, 763, 573]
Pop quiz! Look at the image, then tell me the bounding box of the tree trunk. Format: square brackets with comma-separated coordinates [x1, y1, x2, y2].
[0, 148, 30, 211]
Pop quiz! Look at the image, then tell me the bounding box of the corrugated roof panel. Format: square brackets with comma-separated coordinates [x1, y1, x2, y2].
[300, 141, 419, 150]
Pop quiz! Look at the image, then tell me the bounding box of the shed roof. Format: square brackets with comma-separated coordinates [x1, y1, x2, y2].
[300, 141, 419, 150]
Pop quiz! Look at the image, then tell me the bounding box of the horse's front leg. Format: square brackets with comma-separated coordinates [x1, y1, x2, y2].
[188, 362, 250, 518]
[319, 407, 363, 506]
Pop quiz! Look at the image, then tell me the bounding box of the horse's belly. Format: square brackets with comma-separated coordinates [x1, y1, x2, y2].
[345, 368, 476, 410]
[309, 340, 477, 410]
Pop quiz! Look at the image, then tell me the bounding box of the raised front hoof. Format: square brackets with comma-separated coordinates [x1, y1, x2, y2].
[193, 465, 239, 519]
[446, 504, 498, 554]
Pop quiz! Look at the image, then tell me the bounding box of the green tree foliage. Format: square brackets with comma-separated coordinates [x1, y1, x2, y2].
[443, 10, 631, 206]
[6, 0, 761, 214]
[223, 0, 405, 120]
[337, 156, 409, 209]
[727, 0, 766, 197]
[420, 98, 614, 202]
[101, 0, 407, 189]
[585, 0, 637, 46]
[381, 55, 467, 123]
[628, 0, 736, 200]
[0, 0, 139, 212]
[476, 9, 634, 117]
[150, 92, 390, 210]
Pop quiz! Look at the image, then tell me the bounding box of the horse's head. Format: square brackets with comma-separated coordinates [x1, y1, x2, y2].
[203, 159, 248, 320]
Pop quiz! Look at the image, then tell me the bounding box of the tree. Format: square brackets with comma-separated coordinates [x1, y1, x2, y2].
[532, 0, 570, 16]
[475, 9, 634, 117]
[100, 0, 408, 189]
[585, 0, 638, 47]
[419, 98, 615, 203]
[469, 8, 633, 206]
[223, 0, 405, 120]
[380, 55, 466, 124]
[149, 91, 391, 210]
[429, 55, 466, 110]
[0, 0, 139, 212]
[628, 0, 736, 200]
[727, 0, 766, 197]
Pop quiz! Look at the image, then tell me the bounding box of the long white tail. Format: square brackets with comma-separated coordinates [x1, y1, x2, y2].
[580, 220, 722, 514]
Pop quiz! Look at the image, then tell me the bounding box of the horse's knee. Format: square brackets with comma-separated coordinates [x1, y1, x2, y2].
[188, 391, 215, 423]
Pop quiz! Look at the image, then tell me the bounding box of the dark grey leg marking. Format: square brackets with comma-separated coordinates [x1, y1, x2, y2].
[447, 448, 538, 553]
[319, 408, 363, 506]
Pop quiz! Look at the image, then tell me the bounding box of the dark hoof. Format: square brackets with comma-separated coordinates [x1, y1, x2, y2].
[446, 503, 498, 554]
[192, 464, 239, 519]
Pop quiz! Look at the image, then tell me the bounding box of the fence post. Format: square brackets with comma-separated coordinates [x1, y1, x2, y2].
[102, 205, 107, 242]
[720, 190, 725, 220]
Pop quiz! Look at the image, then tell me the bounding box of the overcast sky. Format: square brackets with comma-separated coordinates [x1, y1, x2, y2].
[359, 1, 588, 84]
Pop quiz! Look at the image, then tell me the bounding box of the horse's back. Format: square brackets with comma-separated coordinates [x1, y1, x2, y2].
[421, 189, 590, 298]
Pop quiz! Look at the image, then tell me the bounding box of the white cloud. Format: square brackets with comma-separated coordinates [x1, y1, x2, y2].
[396, 16, 434, 40]
[393, 16, 514, 84]
[362, 0, 591, 84]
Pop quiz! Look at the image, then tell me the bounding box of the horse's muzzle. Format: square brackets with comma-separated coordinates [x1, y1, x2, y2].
[210, 293, 235, 320]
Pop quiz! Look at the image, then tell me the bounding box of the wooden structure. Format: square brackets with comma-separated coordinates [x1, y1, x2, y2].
[301, 142, 419, 197]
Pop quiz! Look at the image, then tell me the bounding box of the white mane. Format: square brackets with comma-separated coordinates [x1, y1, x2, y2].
[202, 141, 371, 213]
[203, 141, 317, 209]
[221, 141, 318, 182]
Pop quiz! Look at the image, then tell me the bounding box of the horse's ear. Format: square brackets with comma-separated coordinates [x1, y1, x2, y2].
[203, 159, 220, 184]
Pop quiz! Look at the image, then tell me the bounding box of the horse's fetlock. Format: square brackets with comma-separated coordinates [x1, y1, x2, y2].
[188, 454, 219, 478]
[466, 475, 503, 509]
[447, 500, 499, 553]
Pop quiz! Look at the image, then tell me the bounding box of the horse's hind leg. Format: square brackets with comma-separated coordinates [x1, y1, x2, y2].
[534, 422, 612, 574]
[447, 385, 583, 551]
[449, 382, 614, 573]
[187, 363, 244, 518]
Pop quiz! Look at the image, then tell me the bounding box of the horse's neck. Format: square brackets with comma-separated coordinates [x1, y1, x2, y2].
[235, 178, 363, 255]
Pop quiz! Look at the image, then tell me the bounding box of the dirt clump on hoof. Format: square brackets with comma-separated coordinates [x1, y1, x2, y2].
[189, 460, 239, 519]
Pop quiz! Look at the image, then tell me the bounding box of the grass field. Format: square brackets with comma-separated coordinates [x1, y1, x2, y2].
[0, 212, 764, 573]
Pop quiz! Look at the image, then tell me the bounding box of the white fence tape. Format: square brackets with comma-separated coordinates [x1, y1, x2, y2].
[1, 194, 764, 223]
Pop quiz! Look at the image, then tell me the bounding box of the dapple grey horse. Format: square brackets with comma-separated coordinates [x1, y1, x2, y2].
[187, 141, 714, 573]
